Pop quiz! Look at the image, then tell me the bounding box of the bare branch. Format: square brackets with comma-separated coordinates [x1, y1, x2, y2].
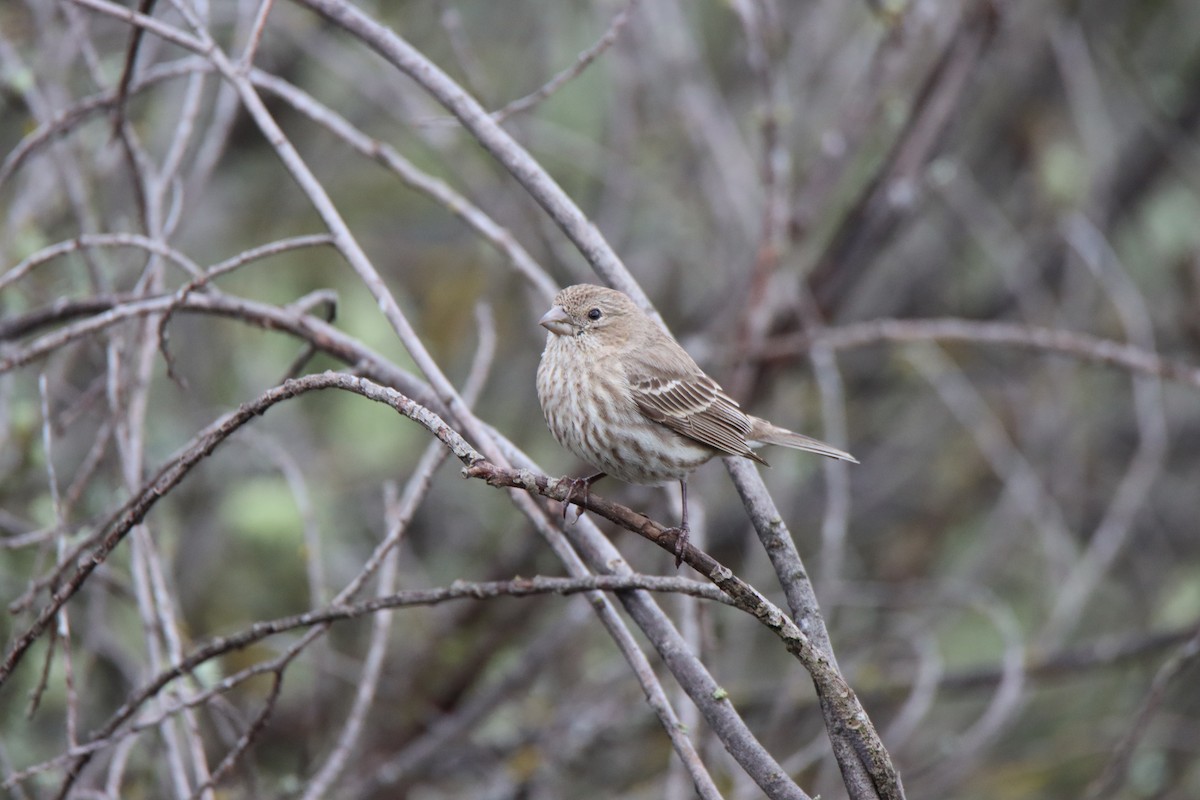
[465, 459, 904, 800]
[490, 0, 639, 124]
[0, 372, 475, 688]
[757, 317, 1200, 390]
[291, 0, 650, 308]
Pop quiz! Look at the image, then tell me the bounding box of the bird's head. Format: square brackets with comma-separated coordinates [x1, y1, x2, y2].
[539, 284, 641, 343]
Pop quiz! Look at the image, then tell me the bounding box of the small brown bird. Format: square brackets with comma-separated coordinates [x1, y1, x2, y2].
[536, 284, 857, 566]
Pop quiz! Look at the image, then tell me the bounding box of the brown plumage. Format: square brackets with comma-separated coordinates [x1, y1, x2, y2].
[536, 284, 857, 566]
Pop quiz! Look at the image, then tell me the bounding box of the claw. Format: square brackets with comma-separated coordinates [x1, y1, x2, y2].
[560, 472, 605, 523]
[666, 525, 690, 569]
[670, 477, 691, 568]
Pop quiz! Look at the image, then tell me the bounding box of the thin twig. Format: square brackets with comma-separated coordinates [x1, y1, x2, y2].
[756, 317, 1200, 390]
[1037, 217, 1168, 647]
[490, 0, 639, 124]
[299, 491, 402, 800]
[184, 670, 284, 800]
[0, 233, 203, 293]
[109, 0, 159, 138]
[247, 70, 557, 303]
[1084, 625, 1200, 799]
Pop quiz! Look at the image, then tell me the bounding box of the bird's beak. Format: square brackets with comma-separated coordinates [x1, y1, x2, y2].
[539, 305, 575, 336]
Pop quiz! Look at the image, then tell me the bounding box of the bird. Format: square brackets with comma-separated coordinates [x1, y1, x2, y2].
[536, 283, 857, 567]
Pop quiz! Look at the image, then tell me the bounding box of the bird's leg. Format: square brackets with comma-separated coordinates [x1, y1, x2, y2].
[670, 478, 690, 568]
[561, 472, 605, 522]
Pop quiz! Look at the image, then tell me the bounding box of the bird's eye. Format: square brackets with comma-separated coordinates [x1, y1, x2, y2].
[587, 308, 602, 321]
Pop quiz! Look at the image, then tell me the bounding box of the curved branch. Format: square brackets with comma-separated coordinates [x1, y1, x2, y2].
[0, 372, 467, 688]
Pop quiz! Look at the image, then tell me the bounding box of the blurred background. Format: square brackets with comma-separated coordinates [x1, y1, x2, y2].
[2, 0, 1199, 798]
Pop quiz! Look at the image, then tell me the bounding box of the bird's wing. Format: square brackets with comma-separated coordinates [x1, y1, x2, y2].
[628, 364, 767, 464]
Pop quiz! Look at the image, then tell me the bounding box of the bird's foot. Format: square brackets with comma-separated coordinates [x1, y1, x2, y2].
[664, 524, 690, 569]
[560, 473, 604, 524]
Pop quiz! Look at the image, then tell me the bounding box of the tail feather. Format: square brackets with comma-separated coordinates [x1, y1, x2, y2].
[747, 416, 858, 464]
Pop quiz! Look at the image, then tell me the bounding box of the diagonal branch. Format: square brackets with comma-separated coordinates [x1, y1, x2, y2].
[490, 0, 639, 124]
[290, 0, 651, 309]
[464, 460, 904, 800]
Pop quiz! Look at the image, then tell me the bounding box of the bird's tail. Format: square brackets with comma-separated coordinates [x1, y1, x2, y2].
[747, 416, 858, 464]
